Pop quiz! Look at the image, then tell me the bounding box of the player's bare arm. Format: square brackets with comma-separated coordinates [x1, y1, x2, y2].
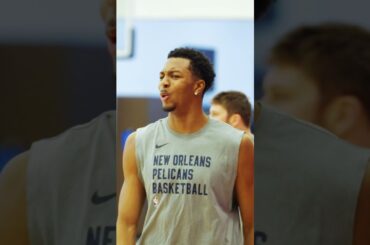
[353, 159, 370, 245]
[236, 134, 254, 245]
[117, 133, 146, 245]
[0, 151, 29, 245]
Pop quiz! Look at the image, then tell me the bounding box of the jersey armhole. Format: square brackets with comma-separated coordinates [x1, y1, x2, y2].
[232, 131, 246, 208]
[134, 130, 145, 185]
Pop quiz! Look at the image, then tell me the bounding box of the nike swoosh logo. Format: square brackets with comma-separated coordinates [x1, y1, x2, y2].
[91, 191, 116, 205]
[155, 143, 169, 149]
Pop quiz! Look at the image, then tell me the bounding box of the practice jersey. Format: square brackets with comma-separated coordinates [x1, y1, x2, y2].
[135, 117, 244, 245]
[27, 111, 116, 245]
[254, 104, 370, 245]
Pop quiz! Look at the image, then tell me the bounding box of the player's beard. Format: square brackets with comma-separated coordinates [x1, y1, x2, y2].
[162, 105, 176, 112]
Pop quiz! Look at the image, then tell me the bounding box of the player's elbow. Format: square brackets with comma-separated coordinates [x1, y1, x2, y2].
[242, 220, 254, 245]
[117, 212, 138, 245]
[117, 213, 137, 232]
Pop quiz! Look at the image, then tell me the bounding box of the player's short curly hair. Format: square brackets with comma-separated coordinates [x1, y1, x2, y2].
[168, 47, 216, 95]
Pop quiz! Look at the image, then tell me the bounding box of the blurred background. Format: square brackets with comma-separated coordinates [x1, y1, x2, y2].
[255, 0, 370, 99]
[0, 0, 116, 172]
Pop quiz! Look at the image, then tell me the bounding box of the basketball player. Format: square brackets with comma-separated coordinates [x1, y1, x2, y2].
[210, 91, 253, 138]
[263, 23, 370, 149]
[117, 48, 254, 245]
[0, 0, 117, 244]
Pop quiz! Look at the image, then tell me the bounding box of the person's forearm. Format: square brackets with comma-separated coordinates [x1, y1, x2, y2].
[243, 224, 254, 245]
[117, 218, 137, 245]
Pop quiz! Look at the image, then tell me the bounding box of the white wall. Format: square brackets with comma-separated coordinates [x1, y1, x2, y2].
[118, 0, 254, 20]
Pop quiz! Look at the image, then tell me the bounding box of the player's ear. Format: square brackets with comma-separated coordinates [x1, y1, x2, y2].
[193, 79, 206, 96]
[322, 95, 364, 137]
[228, 114, 241, 128]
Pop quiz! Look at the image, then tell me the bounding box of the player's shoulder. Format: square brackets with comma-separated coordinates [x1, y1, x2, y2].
[25, 111, 116, 186]
[208, 118, 244, 145]
[34, 111, 115, 149]
[5, 150, 29, 166]
[256, 102, 370, 165]
[28, 111, 115, 165]
[209, 118, 244, 135]
[241, 132, 254, 147]
[136, 117, 167, 136]
[1, 151, 29, 183]
[256, 103, 337, 139]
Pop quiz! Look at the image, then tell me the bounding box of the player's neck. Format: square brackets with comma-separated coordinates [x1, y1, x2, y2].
[346, 126, 370, 149]
[240, 125, 251, 133]
[168, 106, 208, 134]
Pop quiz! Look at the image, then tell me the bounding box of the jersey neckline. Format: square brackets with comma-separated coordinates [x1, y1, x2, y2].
[163, 116, 212, 139]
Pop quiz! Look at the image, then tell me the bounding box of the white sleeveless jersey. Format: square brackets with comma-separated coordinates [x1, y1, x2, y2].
[27, 111, 116, 245]
[135, 117, 245, 245]
[254, 104, 370, 245]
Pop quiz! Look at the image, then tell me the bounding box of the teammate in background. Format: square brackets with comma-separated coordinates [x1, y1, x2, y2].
[210, 91, 253, 138]
[263, 23, 370, 149]
[117, 48, 254, 245]
[0, 0, 117, 244]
